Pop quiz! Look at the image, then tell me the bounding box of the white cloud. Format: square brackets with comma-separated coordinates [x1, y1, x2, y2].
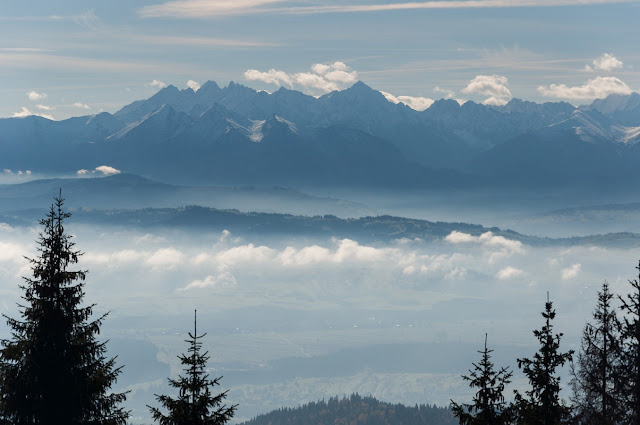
[496, 266, 523, 280]
[0, 223, 13, 232]
[444, 231, 524, 263]
[146, 247, 186, 270]
[147, 79, 167, 89]
[187, 80, 200, 92]
[244, 69, 294, 88]
[11, 106, 53, 120]
[380, 91, 435, 111]
[434, 86, 455, 99]
[139, 0, 637, 18]
[181, 265, 237, 290]
[445, 231, 477, 244]
[538, 76, 634, 100]
[76, 166, 120, 176]
[35, 104, 54, 111]
[73, 102, 91, 109]
[244, 62, 358, 96]
[462, 74, 512, 105]
[592, 53, 623, 72]
[27, 90, 47, 101]
[95, 165, 121, 176]
[562, 263, 581, 280]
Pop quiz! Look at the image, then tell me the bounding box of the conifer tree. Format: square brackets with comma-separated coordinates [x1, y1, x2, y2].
[570, 282, 624, 425]
[149, 310, 236, 425]
[451, 334, 513, 425]
[0, 193, 129, 425]
[619, 260, 640, 425]
[513, 293, 573, 425]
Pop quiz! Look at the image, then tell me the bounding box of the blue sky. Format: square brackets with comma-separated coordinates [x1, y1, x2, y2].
[1, 0, 639, 119]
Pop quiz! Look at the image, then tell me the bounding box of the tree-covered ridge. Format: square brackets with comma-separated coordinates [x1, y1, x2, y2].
[59, 205, 640, 247]
[240, 394, 456, 425]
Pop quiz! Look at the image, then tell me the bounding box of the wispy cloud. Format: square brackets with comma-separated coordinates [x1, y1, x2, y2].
[73, 102, 91, 109]
[245, 61, 358, 96]
[140, 0, 637, 18]
[538, 76, 634, 100]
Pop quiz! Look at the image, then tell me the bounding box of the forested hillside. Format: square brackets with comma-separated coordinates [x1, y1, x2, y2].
[241, 394, 456, 425]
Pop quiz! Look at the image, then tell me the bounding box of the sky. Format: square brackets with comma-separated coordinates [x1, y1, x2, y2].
[1, 0, 640, 120]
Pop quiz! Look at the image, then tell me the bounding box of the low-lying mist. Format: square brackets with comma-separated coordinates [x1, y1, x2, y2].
[1, 220, 638, 422]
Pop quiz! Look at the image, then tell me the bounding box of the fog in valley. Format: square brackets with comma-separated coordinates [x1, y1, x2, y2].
[1, 182, 638, 422]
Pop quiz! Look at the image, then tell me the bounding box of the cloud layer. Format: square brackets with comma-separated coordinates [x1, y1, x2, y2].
[140, 0, 638, 18]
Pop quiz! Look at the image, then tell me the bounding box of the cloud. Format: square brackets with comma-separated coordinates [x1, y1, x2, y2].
[140, 0, 288, 18]
[496, 266, 524, 280]
[27, 90, 47, 101]
[380, 91, 434, 111]
[139, 0, 637, 18]
[73, 102, 91, 109]
[95, 165, 121, 176]
[562, 263, 581, 280]
[538, 76, 634, 100]
[434, 86, 455, 99]
[245, 62, 358, 96]
[35, 104, 54, 111]
[187, 80, 201, 92]
[76, 169, 90, 175]
[444, 231, 524, 263]
[591, 53, 623, 72]
[147, 79, 167, 89]
[146, 247, 186, 270]
[181, 265, 237, 291]
[462, 75, 512, 105]
[244, 69, 294, 88]
[11, 107, 54, 120]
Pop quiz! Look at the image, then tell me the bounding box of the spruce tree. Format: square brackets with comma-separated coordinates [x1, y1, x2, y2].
[149, 310, 236, 425]
[0, 193, 129, 425]
[570, 282, 624, 425]
[451, 334, 513, 425]
[513, 293, 573, 425]
[619, 260, 640, 425]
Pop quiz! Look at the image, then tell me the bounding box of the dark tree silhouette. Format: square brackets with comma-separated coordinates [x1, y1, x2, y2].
[149, 310, 236, 425]
[570, 282, 624, 425]
[619, 261, 640, 425]
[0, 193, 129, 425]
[513, 293, 573, 425]
[451, 334, 513, 425]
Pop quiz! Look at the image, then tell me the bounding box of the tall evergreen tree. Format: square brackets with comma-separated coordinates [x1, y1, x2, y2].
[619, 260, 640, 425]
[570, 282, 624, 425]
[451, 334, 513, 425]
[513, 293, 573, 425]
[149, 310, 236, 425]
[0, 193, 129, 425]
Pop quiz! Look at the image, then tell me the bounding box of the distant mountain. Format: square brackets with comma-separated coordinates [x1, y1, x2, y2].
[2, 81, 640, 189]
[0, 174, 370, 217]
[240, 394, 456, 425]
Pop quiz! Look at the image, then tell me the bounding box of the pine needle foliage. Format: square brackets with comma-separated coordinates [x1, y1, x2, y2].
[149, 310, 236, 425]
[0, 193, 129, 425]
[570, 282, 624, 425]
[451, 334, 513, 425]
[619, 260, 640, 425]
[513, 294, 573, 425]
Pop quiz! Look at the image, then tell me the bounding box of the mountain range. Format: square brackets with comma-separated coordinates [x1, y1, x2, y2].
[2, 81, 640, 189]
